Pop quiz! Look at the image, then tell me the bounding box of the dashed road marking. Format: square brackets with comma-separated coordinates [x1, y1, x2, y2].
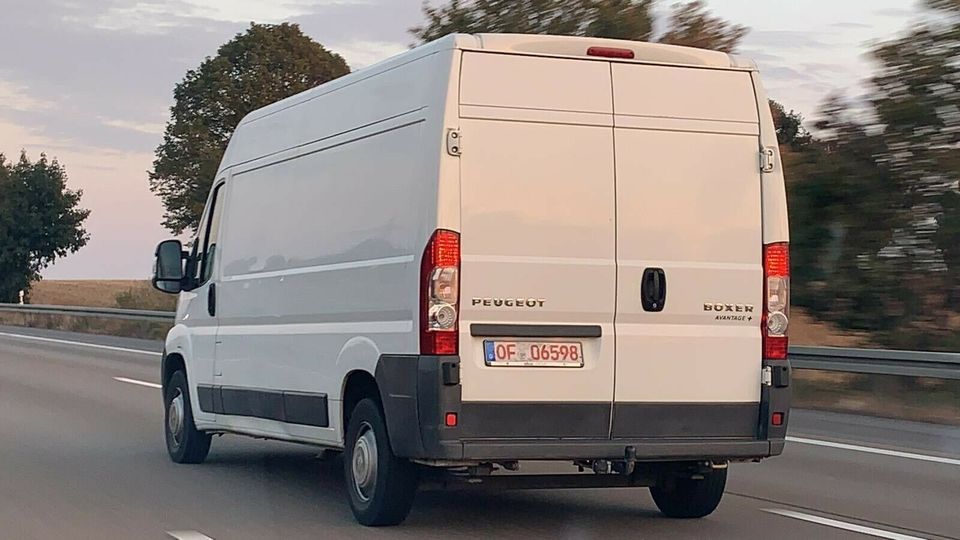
[0, 332, 157, 356]
[113, 376, 162, 389]
[167, 531, 214, 540]
[787, 436, 960, 467]
[764, 509, 928, 540]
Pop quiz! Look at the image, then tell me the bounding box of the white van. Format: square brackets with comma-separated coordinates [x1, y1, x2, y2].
[152, 33, 791, 527]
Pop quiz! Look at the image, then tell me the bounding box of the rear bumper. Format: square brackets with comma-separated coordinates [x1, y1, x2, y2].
[375, 355, 790, 462]
[447, 438, 783, 461]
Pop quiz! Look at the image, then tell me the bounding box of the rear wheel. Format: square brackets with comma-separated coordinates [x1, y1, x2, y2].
[164, 370, 212, 464]
[343, 398, 419, 526]
[650, 467, 727, 518]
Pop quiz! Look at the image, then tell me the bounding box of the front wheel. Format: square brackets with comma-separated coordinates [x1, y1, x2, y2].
[164, 370, 212, 464]
[650, 467, 727, 518]
[343, 398, 419, 526]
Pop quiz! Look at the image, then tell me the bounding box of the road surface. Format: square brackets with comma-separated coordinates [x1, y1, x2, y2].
[1, 326, 958, 539]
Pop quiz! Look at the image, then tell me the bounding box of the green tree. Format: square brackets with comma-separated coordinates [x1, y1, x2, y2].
[784, 99, 913, 332]
[869, 1, 960, 280]
[150, 22, 350, 234]
[412, 0, 653, 42]
[412, 0, 747, 52]
[0, 152, 90, 302]
[658, 0, 747, 53]
[769, 100, 812, 149]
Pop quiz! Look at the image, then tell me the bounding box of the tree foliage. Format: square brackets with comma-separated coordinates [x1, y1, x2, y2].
[412, 0, 653, 42]
[770, 100, 812, 149]
[412, 0, 746, 52]
[0, 152, 90, 302]
[869, 6, 960, 276]
[783, 1, 960, 349]
[150, 23, 350, 234]
[658, 0, 747, 53]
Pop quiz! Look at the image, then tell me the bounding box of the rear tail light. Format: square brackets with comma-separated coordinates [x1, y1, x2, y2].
[763, 242, 790, 359]
[420, 229, 460, 355]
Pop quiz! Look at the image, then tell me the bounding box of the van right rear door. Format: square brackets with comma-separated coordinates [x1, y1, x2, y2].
[610, 64, 764, 439]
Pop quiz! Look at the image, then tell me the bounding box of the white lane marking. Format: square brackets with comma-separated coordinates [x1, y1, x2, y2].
[787, 436, 960, 467]
[764, 509, 927, 540]
[0, 332, 157, 356]
[113, 377, 162, 389]
[166, 531, 214, 540]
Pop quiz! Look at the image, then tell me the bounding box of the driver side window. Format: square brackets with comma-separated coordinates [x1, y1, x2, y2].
[191, 182, 226, 287]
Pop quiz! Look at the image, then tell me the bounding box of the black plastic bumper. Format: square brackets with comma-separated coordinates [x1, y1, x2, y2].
[375, 355, 790, 462]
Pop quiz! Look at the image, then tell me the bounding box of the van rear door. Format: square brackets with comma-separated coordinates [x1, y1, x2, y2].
[610, 64, 763, 438]
[456, 52, 617, 439]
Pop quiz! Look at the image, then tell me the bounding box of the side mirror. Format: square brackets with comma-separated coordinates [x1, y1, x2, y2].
[153, 239, 185, 294]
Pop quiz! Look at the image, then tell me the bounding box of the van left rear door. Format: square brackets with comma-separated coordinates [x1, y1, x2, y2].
[456, 52, 617, 439]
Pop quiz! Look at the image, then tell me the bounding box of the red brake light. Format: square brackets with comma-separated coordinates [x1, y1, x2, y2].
[587, 46, 635, 59]
[765, 243, 789, 278]
[420, 229, 461, 356]
[763, 242, 790, 360]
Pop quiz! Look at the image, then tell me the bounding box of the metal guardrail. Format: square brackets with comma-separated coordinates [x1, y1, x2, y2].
[0, 303, 175, 322]
[789, 346, 960, 380]
[0, 303, 958, 379]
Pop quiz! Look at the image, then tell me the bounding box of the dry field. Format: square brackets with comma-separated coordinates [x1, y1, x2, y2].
[27, 279, 176, 310]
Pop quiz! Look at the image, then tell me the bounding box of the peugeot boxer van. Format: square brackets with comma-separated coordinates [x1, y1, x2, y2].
[152, 33, 792, 527]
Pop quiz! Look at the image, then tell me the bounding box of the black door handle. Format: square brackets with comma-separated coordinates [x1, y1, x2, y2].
[641, 268, 666, 312]
[208, 283, 216, 317]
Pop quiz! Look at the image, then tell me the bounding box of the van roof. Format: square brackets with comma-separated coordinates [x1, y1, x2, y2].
[238, 33, 755, 128]
[463, 34, 756, 70]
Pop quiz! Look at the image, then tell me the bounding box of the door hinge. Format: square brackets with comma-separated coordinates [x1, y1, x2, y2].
[761, 366, 773, 387]
[447, 128, 462, 156]
[760, 147, 776, 173]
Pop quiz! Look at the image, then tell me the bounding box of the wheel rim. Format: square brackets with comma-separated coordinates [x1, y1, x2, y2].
[168, 389, 185, 448]
[351, 422, 378, 502]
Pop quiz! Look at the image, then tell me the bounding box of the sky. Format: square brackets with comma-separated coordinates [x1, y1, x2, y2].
[0, 0, 921, 280]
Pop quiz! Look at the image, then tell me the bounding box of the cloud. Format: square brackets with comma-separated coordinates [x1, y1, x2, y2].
[0, 79, 57, 112]
[874, 7, 916, 18]
[831, 21, 872, 29]
[736, 49, 785, 64]
[330, 39, 408, 69]
[100, 117, 165, 135]
[62, 0, 366, 35]
[747, 30, 832, 50]
[801, 62, 855, 75]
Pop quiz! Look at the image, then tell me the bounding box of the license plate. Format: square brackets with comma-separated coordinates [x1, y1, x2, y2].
[483, 340, 584, 367]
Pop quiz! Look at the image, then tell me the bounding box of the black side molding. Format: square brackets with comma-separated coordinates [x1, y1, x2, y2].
[197, 385, 329, 427]
[470, 324, 602, 338]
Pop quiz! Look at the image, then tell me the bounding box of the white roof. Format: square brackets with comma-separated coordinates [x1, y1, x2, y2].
[239, 33, 755, 128]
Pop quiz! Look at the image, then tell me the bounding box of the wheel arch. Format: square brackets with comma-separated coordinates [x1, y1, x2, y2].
[161, 351, 187, 391]
[341, 369, 381, 431]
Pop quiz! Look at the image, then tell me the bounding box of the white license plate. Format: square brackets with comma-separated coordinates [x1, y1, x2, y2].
[483, 340, 584, 367]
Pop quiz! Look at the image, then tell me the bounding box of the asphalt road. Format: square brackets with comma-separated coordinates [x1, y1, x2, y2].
[1, 325, 958, 540]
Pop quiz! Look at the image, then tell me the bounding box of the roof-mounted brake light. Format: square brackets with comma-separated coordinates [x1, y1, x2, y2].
[586, 46, 635, 59]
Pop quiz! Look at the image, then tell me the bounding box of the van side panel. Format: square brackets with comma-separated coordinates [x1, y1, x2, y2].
[208, 51, 456, 445]
[213, 121, 428, 441]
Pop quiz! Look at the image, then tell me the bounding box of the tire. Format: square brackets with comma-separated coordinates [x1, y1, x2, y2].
[164, 370, 212, 464]
[343, 398, 419, 526]
[650, 467, 727, 518]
